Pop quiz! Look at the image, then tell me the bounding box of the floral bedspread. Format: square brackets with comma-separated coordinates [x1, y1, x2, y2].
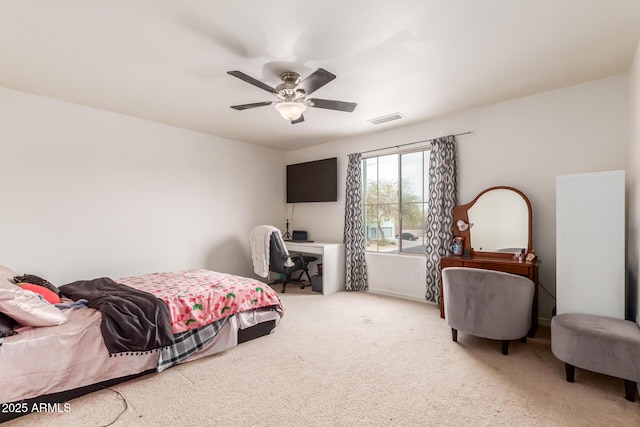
[117, 269, 283, 334]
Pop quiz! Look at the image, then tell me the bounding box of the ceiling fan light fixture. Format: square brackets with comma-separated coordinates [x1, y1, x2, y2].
[275, 101, 307, 121]
[228, 69, 355, 124]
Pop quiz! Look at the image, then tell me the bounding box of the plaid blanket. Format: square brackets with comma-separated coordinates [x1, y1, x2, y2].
[157, 317, 228, 372]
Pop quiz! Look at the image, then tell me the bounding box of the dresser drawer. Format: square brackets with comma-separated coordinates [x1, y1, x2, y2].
[440, 256, 533, 277]
[481, 262, 530, 276]
[440, 258, 462, 269]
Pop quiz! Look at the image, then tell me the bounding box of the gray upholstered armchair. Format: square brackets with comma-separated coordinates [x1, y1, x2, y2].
[442, 267, 535, 355]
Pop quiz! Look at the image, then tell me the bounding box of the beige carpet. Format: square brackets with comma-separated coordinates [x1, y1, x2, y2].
[6, 288, 640, 427]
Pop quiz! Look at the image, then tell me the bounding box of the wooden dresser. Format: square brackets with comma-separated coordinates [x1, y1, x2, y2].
[440, 254, 540, 337]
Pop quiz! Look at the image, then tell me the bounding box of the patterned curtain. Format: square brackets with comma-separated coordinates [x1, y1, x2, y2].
[343, 153, 368, 291]
[425, 136, 457, 303]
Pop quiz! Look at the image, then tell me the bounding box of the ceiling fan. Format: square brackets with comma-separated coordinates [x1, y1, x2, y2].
[227, 68, 357, 124]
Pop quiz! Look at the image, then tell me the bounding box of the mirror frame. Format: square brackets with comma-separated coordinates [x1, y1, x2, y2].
[452, 186, 532, 258]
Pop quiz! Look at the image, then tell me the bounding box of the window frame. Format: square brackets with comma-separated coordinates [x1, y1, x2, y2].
[362, 146, 431, 255]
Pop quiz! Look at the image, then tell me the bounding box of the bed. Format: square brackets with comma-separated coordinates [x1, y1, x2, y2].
[0, 267, 283, 423]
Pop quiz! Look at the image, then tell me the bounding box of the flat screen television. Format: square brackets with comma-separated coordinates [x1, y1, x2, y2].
[287, 157, 338, 203]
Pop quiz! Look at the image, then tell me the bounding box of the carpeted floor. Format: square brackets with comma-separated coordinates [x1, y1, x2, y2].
[6, 287, 640, 426]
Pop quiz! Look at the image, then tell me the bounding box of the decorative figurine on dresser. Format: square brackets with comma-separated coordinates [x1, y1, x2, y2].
[439, 186, 540, 337]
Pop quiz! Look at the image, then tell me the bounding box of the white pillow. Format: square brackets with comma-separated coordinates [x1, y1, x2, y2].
[0, 287, 67, 327]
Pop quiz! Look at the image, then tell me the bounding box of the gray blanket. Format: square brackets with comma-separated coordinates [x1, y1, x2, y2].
[60, 277, 173, 355]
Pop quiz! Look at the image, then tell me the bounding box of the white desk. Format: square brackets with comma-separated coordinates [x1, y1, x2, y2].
[284, 241, 345, 295]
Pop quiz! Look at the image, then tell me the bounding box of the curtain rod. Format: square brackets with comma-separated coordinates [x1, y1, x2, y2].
[357, 131, 472, 155]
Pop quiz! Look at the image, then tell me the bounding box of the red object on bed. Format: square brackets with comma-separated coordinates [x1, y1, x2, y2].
[17, 283, 62, 304]
[117, 269, 283, 334]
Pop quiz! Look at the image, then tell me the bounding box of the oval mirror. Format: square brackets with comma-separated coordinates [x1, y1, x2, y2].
[453, 186, 532, 256]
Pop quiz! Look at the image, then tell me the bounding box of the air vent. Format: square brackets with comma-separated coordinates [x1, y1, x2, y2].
[368, 112, 405, 125]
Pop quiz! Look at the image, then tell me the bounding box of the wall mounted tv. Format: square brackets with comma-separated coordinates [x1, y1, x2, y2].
[287, 157, 338, 203]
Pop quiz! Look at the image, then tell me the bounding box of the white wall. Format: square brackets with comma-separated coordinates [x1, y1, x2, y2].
[628, 40, 640, 324]
[0, 87, 286, 284]
[287, 76, 630, 320]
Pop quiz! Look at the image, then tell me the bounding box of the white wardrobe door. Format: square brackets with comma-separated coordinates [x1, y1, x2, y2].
[556, 170, 625, 319]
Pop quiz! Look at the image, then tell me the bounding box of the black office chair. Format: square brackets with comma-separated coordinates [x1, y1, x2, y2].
[268, 232, 317, 293]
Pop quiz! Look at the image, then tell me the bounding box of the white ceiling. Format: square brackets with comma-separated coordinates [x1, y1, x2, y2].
[1, 1, 640, 151]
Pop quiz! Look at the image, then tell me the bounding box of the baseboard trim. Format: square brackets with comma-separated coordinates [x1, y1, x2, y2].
[367, 288, 550, 329]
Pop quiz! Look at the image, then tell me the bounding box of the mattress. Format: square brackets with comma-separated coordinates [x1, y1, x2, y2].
[0, 307, 158, 403]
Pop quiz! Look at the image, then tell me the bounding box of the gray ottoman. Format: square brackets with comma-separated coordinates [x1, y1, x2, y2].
[551, 313, 640, 402]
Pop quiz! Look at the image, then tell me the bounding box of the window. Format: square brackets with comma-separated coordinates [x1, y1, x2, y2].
[363, 148, 430, 254]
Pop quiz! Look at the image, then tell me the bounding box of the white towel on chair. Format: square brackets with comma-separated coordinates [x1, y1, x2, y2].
[250, 225, 294, 278]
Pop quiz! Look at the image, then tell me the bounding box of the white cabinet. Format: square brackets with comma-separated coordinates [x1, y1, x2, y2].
[556, 170, 625, 319]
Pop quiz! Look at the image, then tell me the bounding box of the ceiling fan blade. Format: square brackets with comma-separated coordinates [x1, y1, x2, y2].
[230, 101, 273, 110]
[309, 98, 357, 112]
[295, 68, 336, 96]
[291, 114, 305, 124]
[227, 71, 278, 94]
